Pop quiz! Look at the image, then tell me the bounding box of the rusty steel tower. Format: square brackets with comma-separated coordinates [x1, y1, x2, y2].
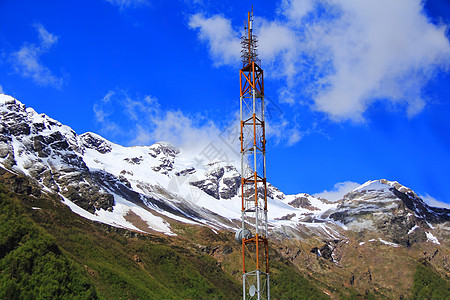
[235, 8, 270, 300]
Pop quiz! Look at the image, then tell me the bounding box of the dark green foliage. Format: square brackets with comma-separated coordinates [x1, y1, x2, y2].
[0, 184, 243, 299]
[270, 260, 328, 299]
[410, 261, 450, 299]
[0, 180, 329, 299]
[0, 189, 97, 299]
[340, 290, 380, 300]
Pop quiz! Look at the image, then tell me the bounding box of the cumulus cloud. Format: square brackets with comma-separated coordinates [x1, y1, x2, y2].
[189, 0, 450, 122]
[303, 0, 450, 121]
[313, 181, 361, 201]
[420, 194, 450, 209]
[93, 90, 240, 164]
[11, 23, 62, 88]
[188, 14, 241, 66]
[281, 0, 315, 21]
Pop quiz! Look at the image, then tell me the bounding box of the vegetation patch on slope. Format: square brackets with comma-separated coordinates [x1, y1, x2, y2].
[410, 260, 450, 299]
[0, 177, 245, 299]
[0, 188, 97, 299]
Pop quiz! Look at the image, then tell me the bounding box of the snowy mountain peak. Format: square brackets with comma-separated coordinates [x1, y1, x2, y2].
[353, 179, 418, 197]
[329, 178, 449, 246]
[0, 94, 20, 106]
[1, 94, 448, 245]
[349, 179, 430, 214]
[379, 179, 418, 196]
[352, 180, 391, 192]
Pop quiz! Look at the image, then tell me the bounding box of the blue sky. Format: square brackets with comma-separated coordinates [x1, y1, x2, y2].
[1, 0, 450, 208]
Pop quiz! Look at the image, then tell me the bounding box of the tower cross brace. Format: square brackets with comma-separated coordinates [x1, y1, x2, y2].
[236, 8, 270, 300]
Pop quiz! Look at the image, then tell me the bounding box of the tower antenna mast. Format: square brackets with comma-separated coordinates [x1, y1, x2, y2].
[235, 7, 270, 300]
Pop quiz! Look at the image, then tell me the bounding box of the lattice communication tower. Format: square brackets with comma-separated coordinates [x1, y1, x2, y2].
[235, 8, 270, 300]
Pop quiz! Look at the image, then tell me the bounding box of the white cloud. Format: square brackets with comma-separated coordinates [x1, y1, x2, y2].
[313, 181, 361, 201]
[281, 0, 315, 22]
[304, 0, 450, 121]
[421, 194, 450, 209]
[189, 0, 450, 122]
[258, 20, 298, 83]
[93, 91, 115, 123]
[0, 84, 4, 94]
[11, 23, 62, 88]
[94, 90, 240, 164]
[266, 118, 304, 146]
[186, 15, 305, 146]
[35, 23, 58, 50]
[188, 14, 241, 66]
[130, 124, 153, 146]
[287, 129, 302, 146]
[105, 0, 148, 9]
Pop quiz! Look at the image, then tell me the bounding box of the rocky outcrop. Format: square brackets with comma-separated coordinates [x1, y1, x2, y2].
[149, 142, 179, 175]
[0, 166, 41, 197]
[175, 167, 195, 177]
[329, 180, 449, 246]
[267, 183, 285, 200]
[190, 163, 240, 200]
[0, 96, 115, 213]
[79, 132, 112, 154]
[190, 178, 220, 199]
[220, 175, 240, 199]
[1, 95, 449, 247]
[289, 195, 320, 211]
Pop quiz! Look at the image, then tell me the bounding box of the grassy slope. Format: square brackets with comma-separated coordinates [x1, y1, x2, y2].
[0, 188, 97, 299]
[0, 180, 326, 299]
[410, 260, 450, 299]
[2, 171, 448, 300]
[0, 184, 242, 299]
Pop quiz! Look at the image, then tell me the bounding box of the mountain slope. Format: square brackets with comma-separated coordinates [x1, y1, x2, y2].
[4, 94, 448, 247]
[0, 94, 340, 238]
[0, 185, 97, 299]
[328, 179, 449, 246]
[0, 172, 328, 299]
[1, 94, 450, 298]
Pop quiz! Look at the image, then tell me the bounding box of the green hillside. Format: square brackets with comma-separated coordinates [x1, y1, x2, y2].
[2, 171, 448, 300]
[0, 179, 325, 299]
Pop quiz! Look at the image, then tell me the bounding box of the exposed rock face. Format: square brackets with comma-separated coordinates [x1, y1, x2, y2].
[148, 142, 179, 158]
[79, 132, 112, 154]
[0, 96, 115, 213]
[175, 167, 195, 177]
[1, 95, 449, 249]
[329, 180, 450, 246]
[149, 142, 179, 175]
[267, 183, 285, 200]
[289, 195, 320, 211]
[0, 166, 41, 197]
[190, 163, 240, 200]
[220, 175, 240, 199]
[124, 156, 143, 165]
[275, 213, 296, 221]
[190, 178, 219, 199]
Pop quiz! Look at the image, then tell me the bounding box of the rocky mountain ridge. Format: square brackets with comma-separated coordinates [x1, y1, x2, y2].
[327, 180, 449, 247]
[1, 94, 449, 248]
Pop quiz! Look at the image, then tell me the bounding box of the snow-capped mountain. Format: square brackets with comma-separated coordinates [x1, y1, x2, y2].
[1, 94, 449, 246]
[327, 179, 449, 246]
